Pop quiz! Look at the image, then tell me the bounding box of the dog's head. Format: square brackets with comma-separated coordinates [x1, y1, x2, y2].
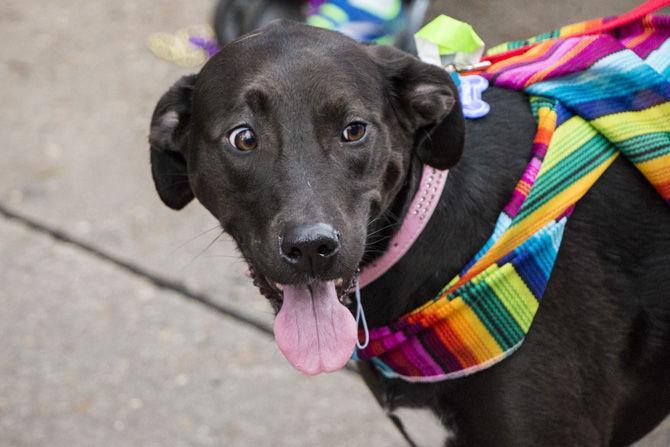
[149, 21, 463, 374]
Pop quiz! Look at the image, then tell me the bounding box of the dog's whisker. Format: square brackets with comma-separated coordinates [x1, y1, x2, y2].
[366, 223, 398, 238]
[183, 230, 226, 267]
[365, 233, 393, 244]
[364, 239, 391, 247]
[379, 208, 401, 223]
[167, 224, 223, 256]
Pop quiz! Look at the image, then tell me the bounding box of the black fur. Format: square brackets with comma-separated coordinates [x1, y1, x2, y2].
[148, 21, 670, 446]
[149, 74, 197, 210]
[360, 87, 670, 446]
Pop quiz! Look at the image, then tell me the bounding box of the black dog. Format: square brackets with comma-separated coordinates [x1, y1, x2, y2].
[149, 21, 670, 446]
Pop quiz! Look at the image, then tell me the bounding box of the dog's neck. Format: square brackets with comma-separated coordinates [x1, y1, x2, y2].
[360, 155, 451, 287]
[359, 88, 537, 328]
[361, 156, 424, 267]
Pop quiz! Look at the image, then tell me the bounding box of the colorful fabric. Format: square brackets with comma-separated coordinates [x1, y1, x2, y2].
[486, 16, 619, 56]
[356, 14, 670, 381]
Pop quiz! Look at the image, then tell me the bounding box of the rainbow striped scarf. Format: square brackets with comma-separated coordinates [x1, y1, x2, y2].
[355, 14, 670, 381]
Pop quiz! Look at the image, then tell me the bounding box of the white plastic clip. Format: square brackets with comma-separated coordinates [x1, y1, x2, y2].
[355, 276, 369, 350]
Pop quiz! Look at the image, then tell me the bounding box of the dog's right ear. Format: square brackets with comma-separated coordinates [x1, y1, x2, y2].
[148, 74, 197, 210]
[364, 45, 464, 170]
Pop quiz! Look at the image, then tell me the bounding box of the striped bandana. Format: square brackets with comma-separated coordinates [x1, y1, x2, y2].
[355, 14, 670, 382]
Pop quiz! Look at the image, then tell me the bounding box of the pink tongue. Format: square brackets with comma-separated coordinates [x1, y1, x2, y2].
[274, 281, 358, 375]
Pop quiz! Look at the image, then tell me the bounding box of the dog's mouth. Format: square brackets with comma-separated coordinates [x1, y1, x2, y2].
[249, 266, 355, 309]
[248, 265, 358, 375]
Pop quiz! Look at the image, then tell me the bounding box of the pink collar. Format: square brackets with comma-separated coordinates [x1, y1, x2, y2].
[358, 165, 449, 288]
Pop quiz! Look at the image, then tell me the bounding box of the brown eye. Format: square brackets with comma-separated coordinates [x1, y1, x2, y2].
[342, 123, 367, 142]
[228, 126, 257, 152]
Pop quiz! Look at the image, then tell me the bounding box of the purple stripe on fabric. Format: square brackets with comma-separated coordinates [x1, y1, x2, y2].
[652, 16, 670, 29]
[358, 327, 406, 360]
[532, 142, 549, 159]
[374, 313, 446, 352]
[504, 191, 526, 217]
[494, 39, 580, 89]
[419, 328, 464, 373]
[381, 330, 408, 352]
[374, 311, 441, 339]
[484, 39, 578, 85]
[486, 39, 568, 75]
[541, 37, 624, 81]
[619, 20, 645, 41]
[367, 325, 392, 339]
[388, 313, 432, 335]
[398, 336, 445, 376]
[503, 156, 543, 216]
[633, 31, 670, 59]
[524, 157, 543, 182]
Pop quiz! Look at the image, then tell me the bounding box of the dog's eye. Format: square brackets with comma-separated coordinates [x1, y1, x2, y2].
[342, 123, 367, 143]
[228, 126, 258, 152]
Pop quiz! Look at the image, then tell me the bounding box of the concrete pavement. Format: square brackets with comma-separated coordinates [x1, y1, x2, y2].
[0, 219, 405, 446]
[1, 0, 667, 445]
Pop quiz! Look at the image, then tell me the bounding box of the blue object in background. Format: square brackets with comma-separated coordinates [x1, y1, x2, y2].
[458, 74, 490, 119]
[307, 0, 405, 44]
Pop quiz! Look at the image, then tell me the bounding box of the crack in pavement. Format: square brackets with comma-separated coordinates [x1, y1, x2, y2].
[0, 203, 364, 374]
[0, 202, 276, 336]
[0, 202, 416, 445]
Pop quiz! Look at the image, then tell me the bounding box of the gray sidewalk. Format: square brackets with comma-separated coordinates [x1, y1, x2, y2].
[1, 0, 667, 446]
[0, 219, 405, 447]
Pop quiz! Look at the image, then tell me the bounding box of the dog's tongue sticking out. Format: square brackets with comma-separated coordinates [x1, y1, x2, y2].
[274, 281, 357, 375]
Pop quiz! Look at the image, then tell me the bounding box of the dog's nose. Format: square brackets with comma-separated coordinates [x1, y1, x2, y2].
[280, 223, 341, 275]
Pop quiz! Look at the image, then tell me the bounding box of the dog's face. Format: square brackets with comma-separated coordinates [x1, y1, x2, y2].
[149, 21, 463, 374]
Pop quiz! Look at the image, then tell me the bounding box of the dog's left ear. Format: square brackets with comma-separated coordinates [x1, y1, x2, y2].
[366, 45, 465, 169]
[148, 74, 197, 210]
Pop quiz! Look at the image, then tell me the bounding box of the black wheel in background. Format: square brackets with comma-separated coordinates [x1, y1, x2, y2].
[213, 0, 305, 46]
[212, 0, 432, 54]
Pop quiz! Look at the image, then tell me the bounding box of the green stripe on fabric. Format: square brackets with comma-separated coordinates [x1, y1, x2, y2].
[618, 132, 670, 155]
[460, 279, 524, 350]
[532, 135, 612, 196]
[479, 287, 525, 346]
[488, 264, 538, 332]
[515, 147, 614, 223]
[515, 135, 615, 222]
[530, 97, 558, 122]
[627, 144, 670, 163]
[617, 132, 670, 163]
[534, 134, 611, 194]
[457, 281, 512, 349]
[534, 31, 555, 42]
[540, 117, 599, 173]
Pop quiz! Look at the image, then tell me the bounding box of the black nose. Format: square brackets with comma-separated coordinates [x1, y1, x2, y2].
[280, 223, 341, 275]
